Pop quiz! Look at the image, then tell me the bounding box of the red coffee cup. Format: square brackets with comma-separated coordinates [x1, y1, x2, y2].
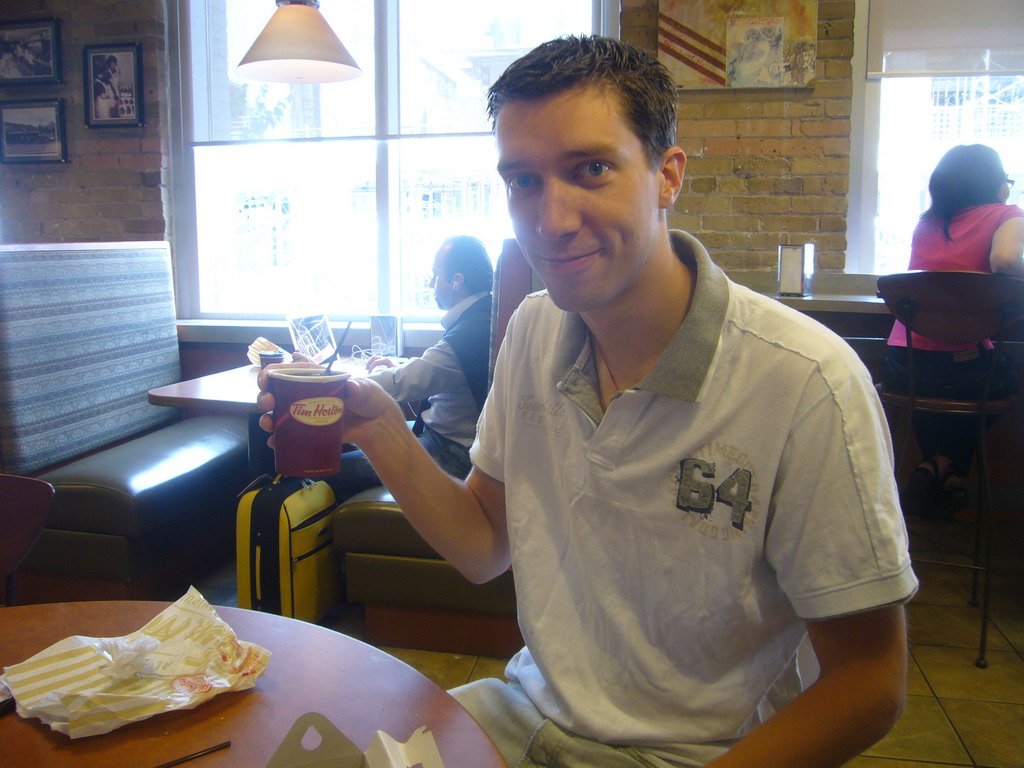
[268, 368, 350, 477]
[258, 349, 286, 368]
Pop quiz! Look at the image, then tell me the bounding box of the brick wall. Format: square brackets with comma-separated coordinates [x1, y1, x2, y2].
[623, 0, 855, 272]
[0, 1, 169, 243]
[2, 2, 857, 273]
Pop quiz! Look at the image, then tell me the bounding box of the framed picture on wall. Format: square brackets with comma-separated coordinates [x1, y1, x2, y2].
[83, 43, 143, 127]
[0, 99, 67, 163]
[658, 0, 817, 89]
[0, 18, 62, 86]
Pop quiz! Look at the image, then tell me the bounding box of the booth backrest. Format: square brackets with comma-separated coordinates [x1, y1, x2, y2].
[489, 238, 535, 385]
[0, 242, 181, 475]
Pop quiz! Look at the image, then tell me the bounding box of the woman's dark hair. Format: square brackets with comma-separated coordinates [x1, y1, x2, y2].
[923, 144, 1007, 240]
[486, 35, 678, 167]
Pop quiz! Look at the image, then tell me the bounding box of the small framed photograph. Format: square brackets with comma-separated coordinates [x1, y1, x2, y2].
[0, 19, 62, 86]
[0, 99, 67, 163]
[83, 43, 143, 127]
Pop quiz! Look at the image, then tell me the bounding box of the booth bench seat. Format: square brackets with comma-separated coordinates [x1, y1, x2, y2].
[19, 416, 247, 602]
[0, 242, 250, 603]
[334, 486, 521, 657]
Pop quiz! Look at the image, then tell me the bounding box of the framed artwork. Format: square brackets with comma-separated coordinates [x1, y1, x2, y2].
[0, 99, 67, 163]
[658, 0, 817, 89]
[83, 43, 143, 127]
[0, 18, 62, 86]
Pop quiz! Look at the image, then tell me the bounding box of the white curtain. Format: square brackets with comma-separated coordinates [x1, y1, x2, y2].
[867, 0, 1024, 77]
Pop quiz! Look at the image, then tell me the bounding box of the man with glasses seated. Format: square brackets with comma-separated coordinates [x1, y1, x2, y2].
[329, 235, 493, 500]
[883, 144, 1024, 519]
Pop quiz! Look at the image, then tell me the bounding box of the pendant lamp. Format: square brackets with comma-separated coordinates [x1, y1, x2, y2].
[237, 0, 361, 83]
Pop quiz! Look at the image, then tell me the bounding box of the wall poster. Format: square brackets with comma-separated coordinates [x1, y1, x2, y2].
[0, 19, 62, 86]
[83, 43, 143, 127]
[0, 99, 66, 163]
[658, 0, 817, 89]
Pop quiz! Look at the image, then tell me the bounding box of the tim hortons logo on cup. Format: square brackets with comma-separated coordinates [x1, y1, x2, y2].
[290, 397, 344, 426]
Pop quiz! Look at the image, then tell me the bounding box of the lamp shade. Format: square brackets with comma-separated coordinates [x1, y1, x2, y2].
[237, 1, 361, 83]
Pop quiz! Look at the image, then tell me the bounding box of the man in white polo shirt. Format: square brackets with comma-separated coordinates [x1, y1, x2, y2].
[260, 35, 916, 768]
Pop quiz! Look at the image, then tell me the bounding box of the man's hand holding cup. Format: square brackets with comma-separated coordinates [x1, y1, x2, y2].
[257, 362, 406, 475]
[256, 362, 348, 477]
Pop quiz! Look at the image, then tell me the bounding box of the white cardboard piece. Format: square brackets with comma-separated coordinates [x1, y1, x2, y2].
[265, 712, 445, 768]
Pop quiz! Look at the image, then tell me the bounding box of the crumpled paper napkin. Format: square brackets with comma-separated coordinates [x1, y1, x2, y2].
[0, 587, 270, 738]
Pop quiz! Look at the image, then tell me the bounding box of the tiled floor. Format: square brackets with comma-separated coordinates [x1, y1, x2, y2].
[198, 515, 1024, 767]
[850, 516, 1024, 768]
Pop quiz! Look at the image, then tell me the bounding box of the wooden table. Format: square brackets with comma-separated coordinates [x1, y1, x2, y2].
[148, 364, 263, 414]
[146, 359, 379, 413]
[147, 361, 383, 476]
[0, 601, 507, 768]
[149, 365, 269, 475]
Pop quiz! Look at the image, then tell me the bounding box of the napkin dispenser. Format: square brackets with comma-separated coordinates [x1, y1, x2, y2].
[778, 243, 815, 297]
[369, 315, 402, 357]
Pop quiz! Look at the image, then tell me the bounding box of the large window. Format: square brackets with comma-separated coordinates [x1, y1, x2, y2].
[848, 0, 1024, 274]
[176, 0, 614, 320]
[873, 75, 1023, 274]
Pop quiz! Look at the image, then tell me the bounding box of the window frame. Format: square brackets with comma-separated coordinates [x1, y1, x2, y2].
[846, 0, 875, 275]
[847, 0, 1024, 275]
[168, 0, 618, 322]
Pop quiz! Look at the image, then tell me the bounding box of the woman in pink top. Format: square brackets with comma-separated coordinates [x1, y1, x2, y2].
[883, 144, 1024, 519]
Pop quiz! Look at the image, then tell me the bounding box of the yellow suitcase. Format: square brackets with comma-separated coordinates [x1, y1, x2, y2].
[236, 474, 339, 623]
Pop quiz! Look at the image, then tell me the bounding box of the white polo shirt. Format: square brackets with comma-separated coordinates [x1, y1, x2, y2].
[471, 231, 917, 764]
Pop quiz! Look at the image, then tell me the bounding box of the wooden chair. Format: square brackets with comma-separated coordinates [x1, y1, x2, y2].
[0, 473, 55, 605]
[875, 270, 1024, 668]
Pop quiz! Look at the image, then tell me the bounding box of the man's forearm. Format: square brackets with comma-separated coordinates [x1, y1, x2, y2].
[355, 401, 510, 583]
[705, 606, 907, 768]
[704, 664, 904, 768]
[367, 343, 463, 403]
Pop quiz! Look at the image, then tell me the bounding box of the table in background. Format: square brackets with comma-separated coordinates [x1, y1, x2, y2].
[148, 365, 269, 476]
[148, 362, 369, 476]
[148, 364, 263, 414]
[0, 601, 507, 768]
[147, 359, 391, 414]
